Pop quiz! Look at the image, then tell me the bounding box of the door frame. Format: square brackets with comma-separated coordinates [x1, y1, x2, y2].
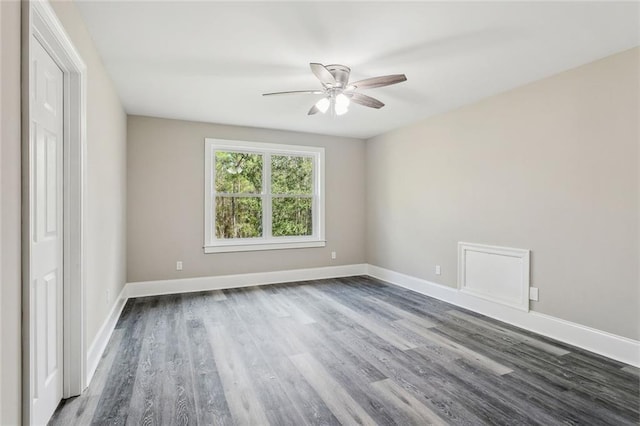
[22, 0, 87, 423]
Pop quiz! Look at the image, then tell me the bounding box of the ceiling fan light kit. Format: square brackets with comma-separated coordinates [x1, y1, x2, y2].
[263, 62, 407, 117]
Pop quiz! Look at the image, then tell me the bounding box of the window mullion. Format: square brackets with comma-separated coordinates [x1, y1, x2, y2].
[313, 153, 319, 238]
[263, 153, 272, 239]
[209, 148, 217, 244]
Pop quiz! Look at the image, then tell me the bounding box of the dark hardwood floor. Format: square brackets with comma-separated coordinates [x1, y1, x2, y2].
[50, 276, 640, 425]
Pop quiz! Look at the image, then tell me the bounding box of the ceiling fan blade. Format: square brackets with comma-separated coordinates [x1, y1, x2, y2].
[347, 92, 385, 109]
[308, 104, 320, 115]
[349, 74, 407, 90]
[263, 90, 323, 96]
[310, 63, 337, 85]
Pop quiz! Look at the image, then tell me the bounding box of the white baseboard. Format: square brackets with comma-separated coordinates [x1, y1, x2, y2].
[86, 286, 128, 385]
[125, 263, 368, 298]
[367, 264, 640, 367]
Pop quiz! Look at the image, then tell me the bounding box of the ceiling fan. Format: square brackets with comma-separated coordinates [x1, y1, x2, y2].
[263, 63, 407, 116]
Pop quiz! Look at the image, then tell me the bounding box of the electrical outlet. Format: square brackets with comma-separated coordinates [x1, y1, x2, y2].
[176, 261, 183, 271]
[331, 251, 337, 260]
[529, 287, 539, 301]
[435, 265, 441, 275]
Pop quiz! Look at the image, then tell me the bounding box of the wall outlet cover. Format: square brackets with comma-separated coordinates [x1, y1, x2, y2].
[529, 287, 539, 301]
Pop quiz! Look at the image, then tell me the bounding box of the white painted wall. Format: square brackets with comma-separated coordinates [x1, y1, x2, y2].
[49, 0, 128, 350]
[126, 116, 366, 283]
[366, 48, 640, 340]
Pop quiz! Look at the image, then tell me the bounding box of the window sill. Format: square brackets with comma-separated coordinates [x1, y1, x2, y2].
[204, 240, 326, 253]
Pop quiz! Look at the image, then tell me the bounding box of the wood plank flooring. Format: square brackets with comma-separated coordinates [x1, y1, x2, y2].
[49, 276, 640, 425]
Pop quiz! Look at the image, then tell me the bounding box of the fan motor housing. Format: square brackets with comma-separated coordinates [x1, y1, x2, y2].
[325, 64, 351, 88]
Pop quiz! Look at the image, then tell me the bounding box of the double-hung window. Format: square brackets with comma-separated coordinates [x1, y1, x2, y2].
[204, 138, 325, 253]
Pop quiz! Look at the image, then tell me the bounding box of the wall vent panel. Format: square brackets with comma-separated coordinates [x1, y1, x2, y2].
[457, 242, 530, 311]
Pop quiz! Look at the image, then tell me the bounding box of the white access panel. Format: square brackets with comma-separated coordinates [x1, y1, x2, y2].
[458, 242, 530, 311]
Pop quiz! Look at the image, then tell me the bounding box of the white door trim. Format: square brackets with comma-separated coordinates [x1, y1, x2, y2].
[23, 1, 86, 423]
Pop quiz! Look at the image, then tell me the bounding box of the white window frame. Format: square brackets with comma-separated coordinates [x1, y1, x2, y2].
[204, 138, 325, 253]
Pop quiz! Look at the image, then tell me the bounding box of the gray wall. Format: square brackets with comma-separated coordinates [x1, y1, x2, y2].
[366, 47, 639, 340]
[49, 0, 128, 358]
[127, 116, 366, 283]
[1, 1, 22, 423]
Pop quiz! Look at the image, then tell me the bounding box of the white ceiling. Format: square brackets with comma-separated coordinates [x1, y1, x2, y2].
[76, 1, 639, 139]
